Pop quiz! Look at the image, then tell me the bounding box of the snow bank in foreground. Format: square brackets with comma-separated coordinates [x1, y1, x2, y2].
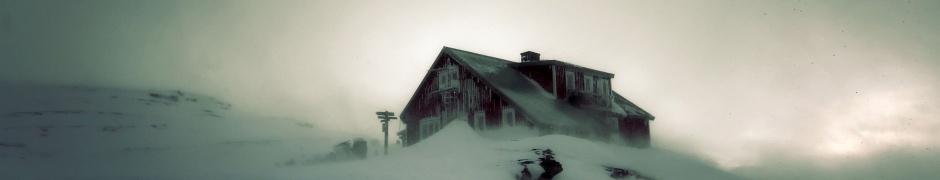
[285, 120, 741, 180]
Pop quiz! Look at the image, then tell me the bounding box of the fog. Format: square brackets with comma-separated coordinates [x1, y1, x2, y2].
[2, 0, 938, 179]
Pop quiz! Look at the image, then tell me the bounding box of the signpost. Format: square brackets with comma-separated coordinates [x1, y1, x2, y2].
[376, 111, 397, 156]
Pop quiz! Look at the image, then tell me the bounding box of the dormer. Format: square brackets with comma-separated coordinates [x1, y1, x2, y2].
[509, 52, 614, 109]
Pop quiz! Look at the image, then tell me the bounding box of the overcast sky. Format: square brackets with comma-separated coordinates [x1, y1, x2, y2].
[2, 0, 938, 179]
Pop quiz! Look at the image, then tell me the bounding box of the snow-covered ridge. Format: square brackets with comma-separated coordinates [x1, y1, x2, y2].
[0, 84, 336, 179]
[1, 84, 231, 118]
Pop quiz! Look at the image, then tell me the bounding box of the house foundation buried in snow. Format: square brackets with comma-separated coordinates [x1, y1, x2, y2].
[400, 47, 655, 148]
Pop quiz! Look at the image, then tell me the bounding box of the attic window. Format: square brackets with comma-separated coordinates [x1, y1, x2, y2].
[565, 71, 575, 90]
[438, 64, 459, 89]
[584, 75, 594, 93]
[451, 69, 458, 86]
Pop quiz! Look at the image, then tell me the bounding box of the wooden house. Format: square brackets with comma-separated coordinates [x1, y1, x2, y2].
[400, 47, 655, 148]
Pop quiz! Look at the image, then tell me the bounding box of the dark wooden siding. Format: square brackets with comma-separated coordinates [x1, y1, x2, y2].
[554, 66, 566, 99]
[403, 51, 649, 148]
[403, 55, 525, 146]
[464, 66, 515, 130]
[401, 55, 451, 145]
[619, 118, 651, 148]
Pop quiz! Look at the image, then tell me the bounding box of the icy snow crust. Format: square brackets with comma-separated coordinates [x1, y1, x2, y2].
[293, 120, 742, 180]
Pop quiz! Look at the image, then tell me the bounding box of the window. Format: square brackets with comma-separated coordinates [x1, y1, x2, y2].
[449, 68, 459, 88]
[598, 78, 608, 96]
[438, 70, 448, 89]
[565, 71, 575, 90]
[584, 75, 594, 93]
[438, 64, 459, 89]
[420, 117, 441, 139]
[502, 108, 516, 127]
[605, 79, 610, 95]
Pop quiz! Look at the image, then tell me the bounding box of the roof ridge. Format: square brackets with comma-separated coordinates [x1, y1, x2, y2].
[443, 47, 515, 64]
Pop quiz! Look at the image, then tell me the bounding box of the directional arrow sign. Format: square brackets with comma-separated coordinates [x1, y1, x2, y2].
[375, 110, 396, 157]
[377, 111, 396, 119]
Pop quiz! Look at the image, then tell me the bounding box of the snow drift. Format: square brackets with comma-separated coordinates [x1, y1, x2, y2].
[287, 118, 742, 180]
[1, 84, 739, 179]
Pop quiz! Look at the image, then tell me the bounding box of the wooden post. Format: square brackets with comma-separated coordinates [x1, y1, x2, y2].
[376, 111, 397, 156]
[383, 119, 388, 156]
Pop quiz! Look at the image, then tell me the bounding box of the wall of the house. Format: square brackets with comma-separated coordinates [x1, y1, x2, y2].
[618, 118, 651, 148]
[403, 57, 647, 148]
[402, 55, 531, 146]
[461, 62, 534, 131]
[401, 55, 453, 146]
[554, 66, 566, 99]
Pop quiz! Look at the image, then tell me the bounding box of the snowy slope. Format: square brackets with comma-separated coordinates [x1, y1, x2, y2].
[1, 84, 739, 179]
[284, 119, 742, 180]
[0, 84, 340, 179]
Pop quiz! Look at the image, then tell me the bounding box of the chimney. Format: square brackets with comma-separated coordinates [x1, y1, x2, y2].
[521, 51, 540, 62]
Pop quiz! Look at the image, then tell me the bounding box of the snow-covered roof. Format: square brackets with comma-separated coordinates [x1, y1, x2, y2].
[440, 47, 654, 131]
[510, 60, 614, 78]
[612, 92, 655, 120]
